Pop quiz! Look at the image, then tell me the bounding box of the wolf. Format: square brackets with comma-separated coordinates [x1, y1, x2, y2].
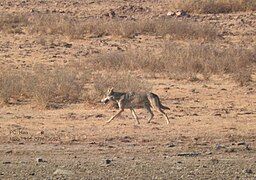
[100, 88, 170, 124]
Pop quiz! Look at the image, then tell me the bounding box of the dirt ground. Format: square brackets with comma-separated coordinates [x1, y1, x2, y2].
[0, 0, 256, 179]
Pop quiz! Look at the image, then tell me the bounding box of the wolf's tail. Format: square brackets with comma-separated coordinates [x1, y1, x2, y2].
[147, 92, 170, 110]
[160, 104, 170, 110]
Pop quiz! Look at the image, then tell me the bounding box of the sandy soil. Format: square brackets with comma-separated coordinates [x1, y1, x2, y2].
[0, 0, 256, 179]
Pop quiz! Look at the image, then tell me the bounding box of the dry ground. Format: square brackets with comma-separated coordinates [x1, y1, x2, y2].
[0, 0, 256, 179]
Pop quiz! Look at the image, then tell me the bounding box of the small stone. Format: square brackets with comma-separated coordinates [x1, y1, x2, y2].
[225, 148, 236, 153]
[53, 169, 74, 175]
[105, 159, 112, 165]
[177, 152, 200, 157]
[166, 143, 175, 148]
[5, 150, 12, 154]
[36, 158, 44, 163]
[95, 114, 103, 118]
[191, 89, 199, 93]
[63, 43, 72, 48]
[3, 161, 11, 164]
[167, 11, 175, 16]
[243, 169, 253, 174]
[237, 142, 246, 146]
[29, 172, 35, 176]
[175, 10, 190, 17]
[215, 144, 225, 150]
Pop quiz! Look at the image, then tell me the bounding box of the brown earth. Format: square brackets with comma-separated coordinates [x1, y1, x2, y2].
[0, 0, 256, 179]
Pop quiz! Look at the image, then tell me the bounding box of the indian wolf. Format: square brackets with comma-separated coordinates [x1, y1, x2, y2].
[101, 88, 170, 124]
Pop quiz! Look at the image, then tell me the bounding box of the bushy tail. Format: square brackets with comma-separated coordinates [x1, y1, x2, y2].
[148, 92, 170, 110]
[160, 104, 170, 110]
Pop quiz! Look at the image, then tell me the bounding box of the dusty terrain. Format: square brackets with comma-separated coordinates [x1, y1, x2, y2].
[0, 0, 256, 179]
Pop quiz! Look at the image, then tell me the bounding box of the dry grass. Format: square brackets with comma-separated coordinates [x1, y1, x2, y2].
[0, 70, 23, 104]
[91, 43, 255, 84]
[0, 12, 28, 34]
[0, 65, 90, 108]
[30, 65, 89, 108]
[172, 0, 256, 14]
[28, 13, 85, 39]
[0, 12, 218, 40]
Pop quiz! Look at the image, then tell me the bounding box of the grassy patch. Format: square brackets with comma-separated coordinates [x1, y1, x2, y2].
[91, 43, 255, 84]
[0, 12, 218, 40]
[0, 65, 90, 108]
[172, 0, 256, 14]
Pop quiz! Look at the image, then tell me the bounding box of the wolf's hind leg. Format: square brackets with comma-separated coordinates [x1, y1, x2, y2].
[157, 107, 170, 124]
[145, 104, 154, 123]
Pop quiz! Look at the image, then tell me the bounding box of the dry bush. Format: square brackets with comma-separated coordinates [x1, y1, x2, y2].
[27, 13, 218, 40]
[28, 65, 89, 108]
[172, 0, 256, 14]
[28, 13, 85, 39]
[0, 65, 90, 108]
[142, 19, 218, 41]
[91, 43, 255, 84]
[162, 43, 255, 77]
[85, 18, 218, 40]
[0, 70, 23, 104]
[85, 72, 152, 103]
[0, 12, 218, 40]
[232, 68, 252, 86]
[0, 12, 28, 33]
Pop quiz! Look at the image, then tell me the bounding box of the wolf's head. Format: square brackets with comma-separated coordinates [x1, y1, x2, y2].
[101, 87, 114, 104]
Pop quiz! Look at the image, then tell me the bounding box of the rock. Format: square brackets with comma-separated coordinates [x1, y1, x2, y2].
[225, 147, 236, 153]
[237, 142, 246, 146]
[5, 150, 12, 154]
[105, 159, 112, 165]
[36, 158, 44, 163]
[63, 43, 72, 48]
[53, 169, 74, 175]
[167, 10, 190, 18]
[191, 89, 199, 93]
[109, 9, 116, 18]
[29, 172, 35, 176]
[243, 169, 253, 174]
[216, 144, 225, 150]
[167, 11, 175, 16]
[3, 161, 11, 164]
[166, 143, 175, 148]
[95, 114, 104, 118]
[176, 10, 190, 17]
[177, 152, 200, 157]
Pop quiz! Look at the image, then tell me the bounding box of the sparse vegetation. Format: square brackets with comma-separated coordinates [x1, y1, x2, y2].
[0, 70, 23, 104]
[0, 12, 218, 40]
[172, 0, 256, 14]
[91, 43, 255, 82]
[0, 12, 28, 34]
[0, 65, 90, 108]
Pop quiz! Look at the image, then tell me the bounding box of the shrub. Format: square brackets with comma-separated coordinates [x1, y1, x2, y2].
[29, 65, 89, 108]
[90, 42, 255, 84]
[172, 0, 256, 14]
[0, 70, 23, 104]
[0, 65, 90, 108]
[0, 12, 28, 33]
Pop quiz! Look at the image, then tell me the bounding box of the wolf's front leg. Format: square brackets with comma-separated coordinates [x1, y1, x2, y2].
[106, 109, 124, 124]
